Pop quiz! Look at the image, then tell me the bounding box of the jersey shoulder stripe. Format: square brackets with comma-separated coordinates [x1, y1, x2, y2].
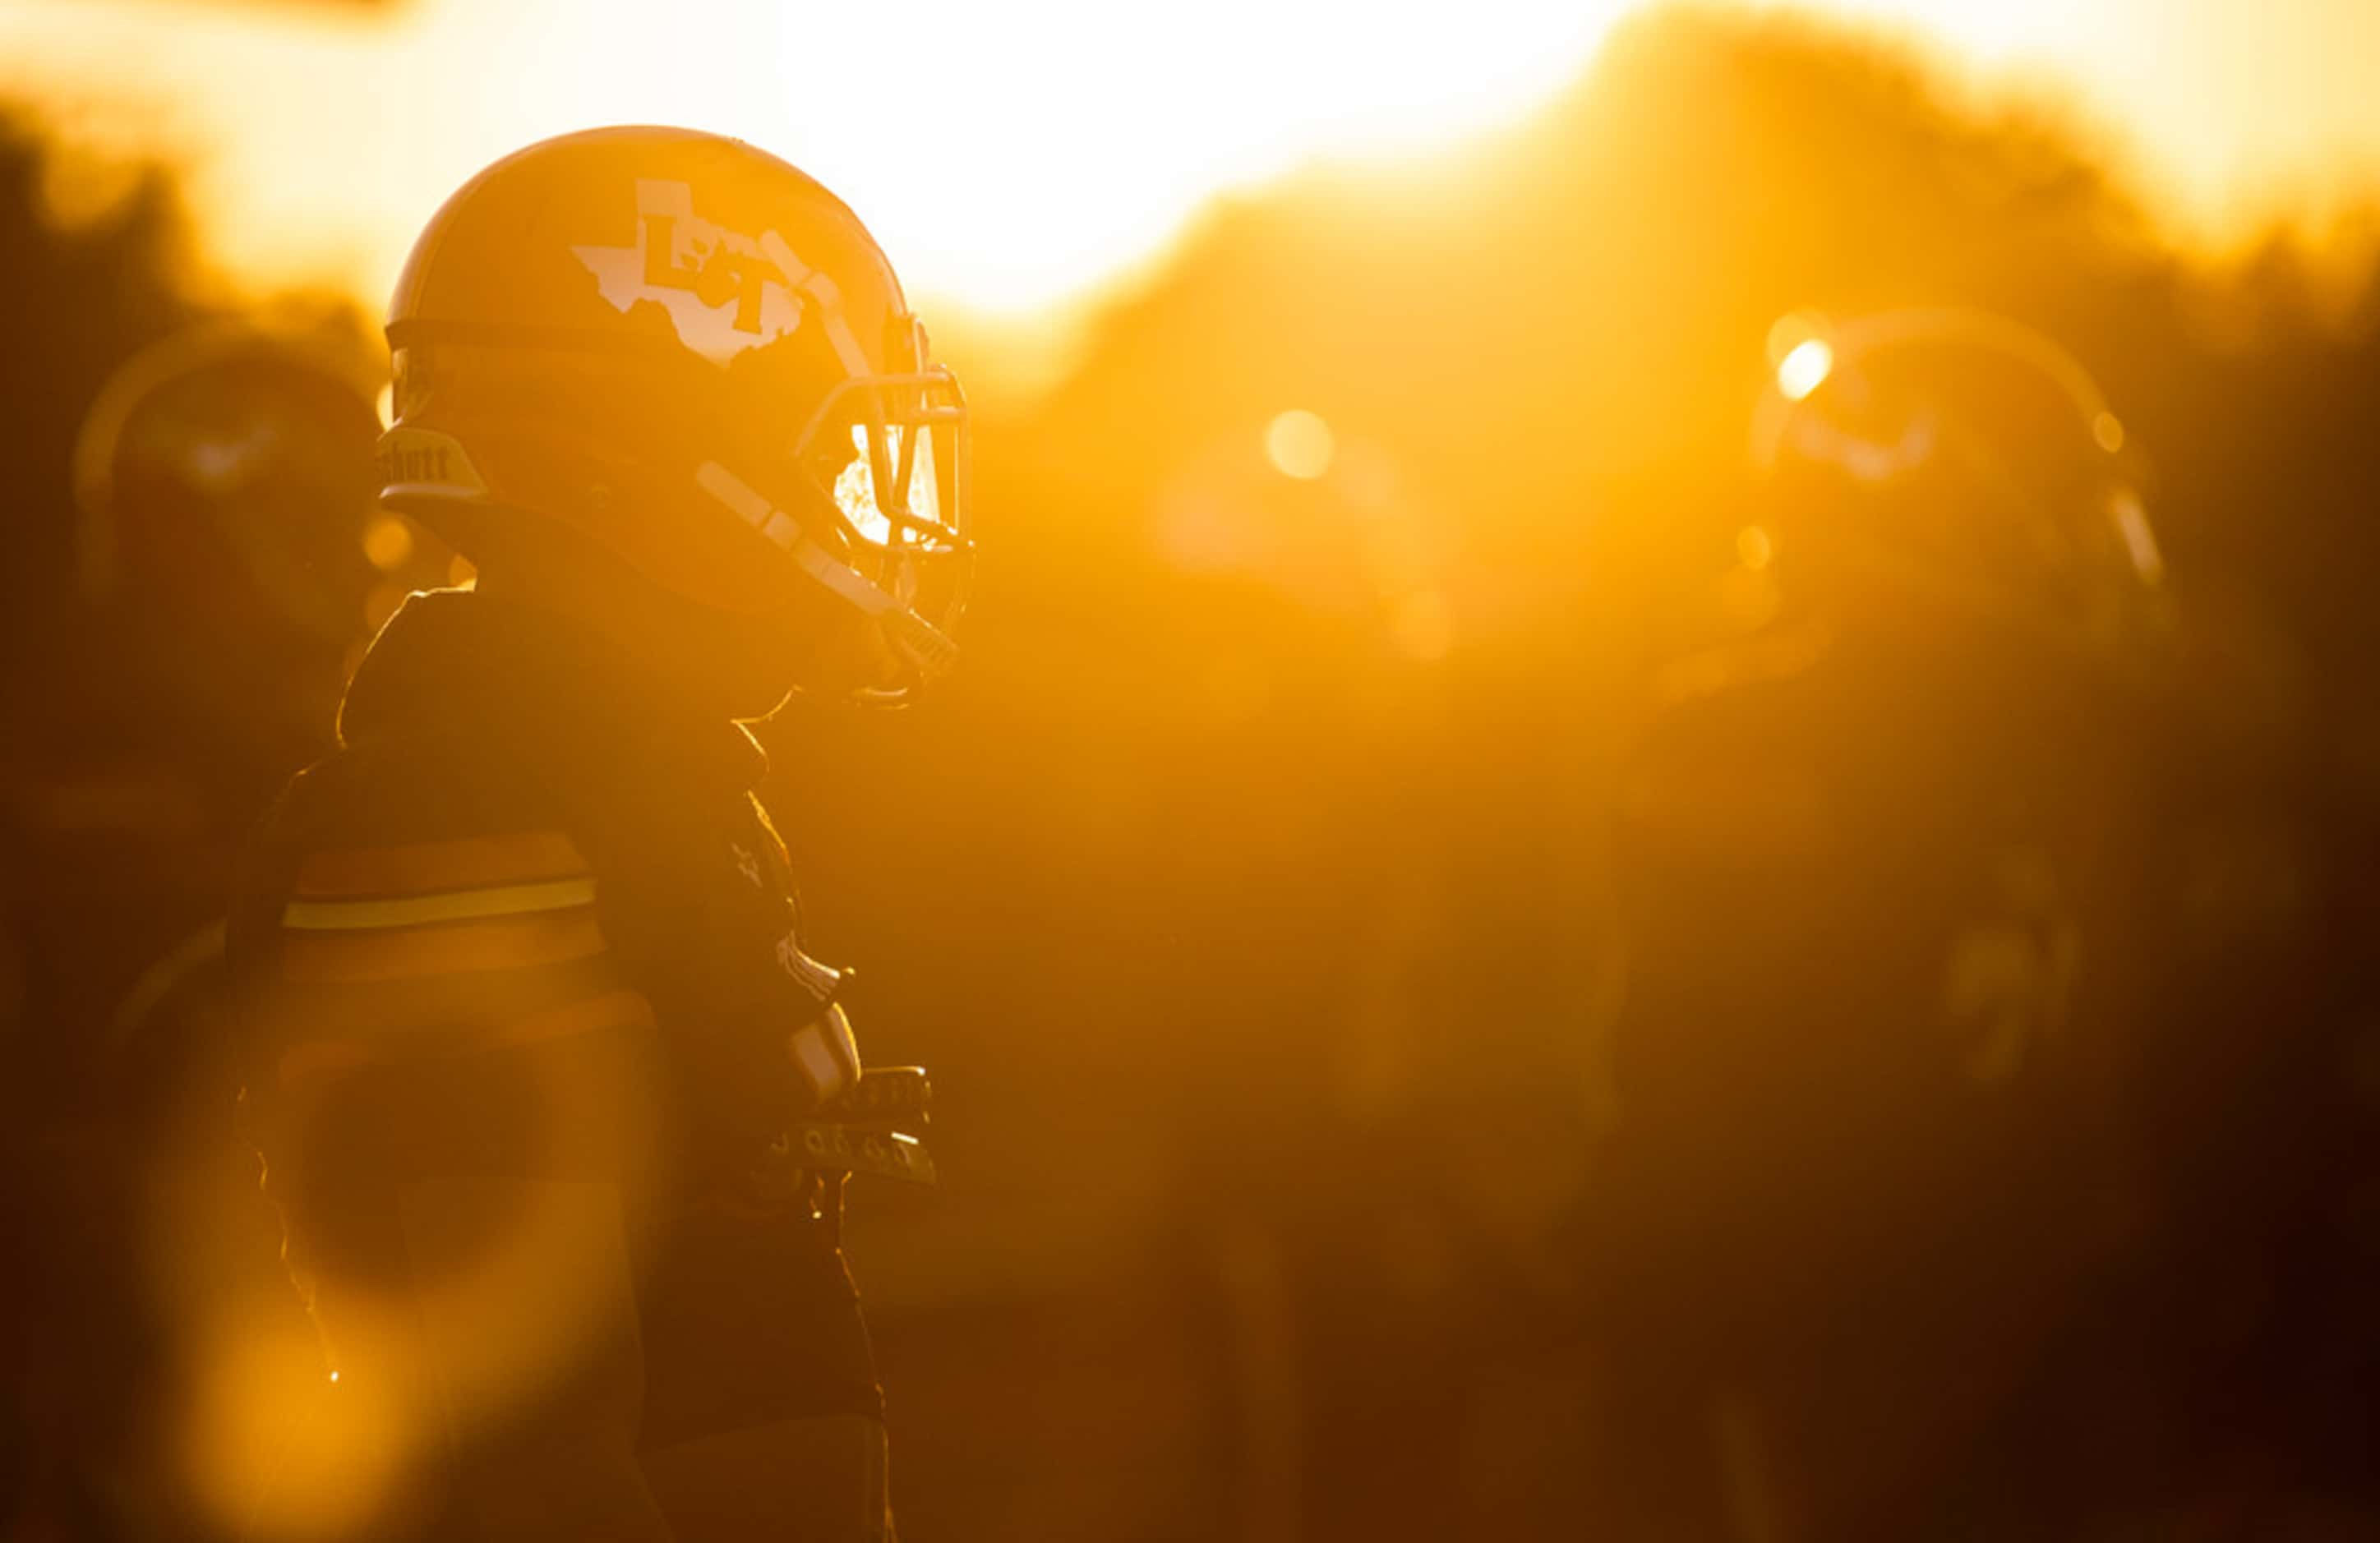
[292, 830, 591, 901]
[283, 876, 597, 932]
[276, 827, 610, 984]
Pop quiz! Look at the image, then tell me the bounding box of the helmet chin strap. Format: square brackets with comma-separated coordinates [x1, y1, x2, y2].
[694, 460, 957, 681]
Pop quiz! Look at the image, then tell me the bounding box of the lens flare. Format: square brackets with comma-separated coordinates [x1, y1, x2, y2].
[1265, 410, 1336, 481]
[361, 515, 415, 573]
[180, 1326, 404, 1540]
[1776, 339, 1835, 402]
[2110, 488, 2164, 583]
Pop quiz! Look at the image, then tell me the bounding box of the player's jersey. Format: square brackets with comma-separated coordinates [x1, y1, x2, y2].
[226, 586, 883, 1481]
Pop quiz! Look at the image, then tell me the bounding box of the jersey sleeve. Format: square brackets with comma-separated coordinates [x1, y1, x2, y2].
[225, 765, 664, 1106]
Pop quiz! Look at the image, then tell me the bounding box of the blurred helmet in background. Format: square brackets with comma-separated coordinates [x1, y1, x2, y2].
[73, 323, 445, 656]
[378, 125, 972, 705]
[1618, 309, 2180, 874]
[1743, 307, 2174, 682]
[1608, 311, 2183, 1080]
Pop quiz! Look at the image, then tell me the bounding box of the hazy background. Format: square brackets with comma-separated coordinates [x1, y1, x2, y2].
[7, 0, 2380, 317]
[5, 2, 2380, 1539]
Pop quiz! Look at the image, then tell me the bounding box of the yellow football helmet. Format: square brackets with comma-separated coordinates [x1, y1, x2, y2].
[378, 126, 971, 703]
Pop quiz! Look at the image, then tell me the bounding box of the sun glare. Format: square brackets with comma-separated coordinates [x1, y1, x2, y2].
[1776, 339, 1836, 401]
[6, 1, 2380, 320]
[0, 0, 1625, 318]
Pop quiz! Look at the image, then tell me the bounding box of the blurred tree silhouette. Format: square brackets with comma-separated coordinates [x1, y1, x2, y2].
[0, 109, 201, 682]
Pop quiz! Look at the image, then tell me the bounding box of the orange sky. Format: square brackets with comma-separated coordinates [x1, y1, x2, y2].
[1, 0, 2376, 319]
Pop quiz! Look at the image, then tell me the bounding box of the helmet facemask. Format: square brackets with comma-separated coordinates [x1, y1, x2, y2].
[388, 324, 974, 709]
[782, 348, 973, 704]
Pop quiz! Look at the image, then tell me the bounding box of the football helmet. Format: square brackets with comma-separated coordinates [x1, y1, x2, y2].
[74, 323, 437, 647]
[377, 126, 971, 704]
[1745, 307, 2172, 679]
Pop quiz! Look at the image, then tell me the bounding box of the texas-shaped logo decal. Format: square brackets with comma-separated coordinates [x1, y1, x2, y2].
[572, 179, 804, 363]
